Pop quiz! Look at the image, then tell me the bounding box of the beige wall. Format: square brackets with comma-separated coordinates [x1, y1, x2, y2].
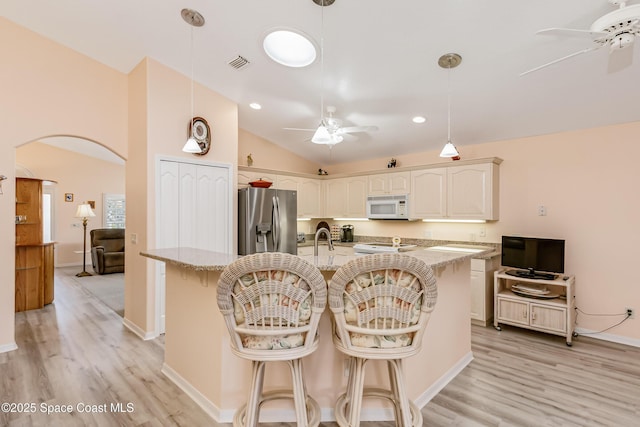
[315, 122, 640, 343]
[0, 18, 128, 349]
[124, 57, 239, 334]
[15, 142, 125, 266]
[238, 128, 321, 174]
[1, 18, 239, 348]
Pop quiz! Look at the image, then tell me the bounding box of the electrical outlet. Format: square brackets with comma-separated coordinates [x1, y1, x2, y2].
[479, 227, 486, 237]
[131, 233, 137, 245]
[537, 205, 547, 216]
[343, 359, 350, 377]
[626, 308, 635, 319]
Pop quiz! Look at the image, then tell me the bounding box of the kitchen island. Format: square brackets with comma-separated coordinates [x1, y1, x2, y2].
[140, 247, 486, 423]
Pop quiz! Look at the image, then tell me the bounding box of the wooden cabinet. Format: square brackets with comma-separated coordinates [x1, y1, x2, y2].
[494, 269, 576, 345]
[237, 170, 277, 188]
[298, 178, 324, 218]
[447, 162, 498, 220]
[324, 176, 367, 218]
[367, 171, 410, 196]
[410, 160, 500, 220]
[410, 168, 446, 218]
[470, 256, 499, 326]
[15, 178, 55, 312]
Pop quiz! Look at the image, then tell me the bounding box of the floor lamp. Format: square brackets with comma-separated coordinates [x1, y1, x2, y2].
[75, 203, 95, 277]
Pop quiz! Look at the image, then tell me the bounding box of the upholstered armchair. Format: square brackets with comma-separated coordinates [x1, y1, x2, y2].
[90, 228, 125, 274]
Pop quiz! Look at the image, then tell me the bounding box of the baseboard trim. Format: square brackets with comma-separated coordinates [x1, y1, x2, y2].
[0, 342, 18, 354]
[55, 262, 83, 268]
[414, 350, 474, 408]
[161, 352, 474, 424]
[162, 363, 231, 422]
[575, 327, 640, 348]
[122, 317, 157, 341]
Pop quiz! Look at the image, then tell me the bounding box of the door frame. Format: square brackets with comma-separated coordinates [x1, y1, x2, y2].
[154, 155, 233, 336]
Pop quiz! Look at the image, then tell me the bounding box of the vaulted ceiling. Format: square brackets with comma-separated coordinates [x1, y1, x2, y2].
[3, 0, 639, 164]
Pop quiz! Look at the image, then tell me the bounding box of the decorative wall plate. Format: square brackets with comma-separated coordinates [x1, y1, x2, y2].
[189, 116, 211, 155]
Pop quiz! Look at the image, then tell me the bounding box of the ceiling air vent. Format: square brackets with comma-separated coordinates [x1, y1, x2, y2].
[228, 55, 250, 69]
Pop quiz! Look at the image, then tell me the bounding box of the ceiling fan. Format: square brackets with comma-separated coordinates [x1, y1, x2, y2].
[521, 0, 640, 76]
[284, 106, 379, 145]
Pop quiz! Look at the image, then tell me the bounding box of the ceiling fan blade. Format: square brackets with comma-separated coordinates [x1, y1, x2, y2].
[283, 127, 315, 132]
[337, 125, 379, 134]
[519, 46, 600, 77]
[608, 45, 634, 73]
[537, 27, 608, 40]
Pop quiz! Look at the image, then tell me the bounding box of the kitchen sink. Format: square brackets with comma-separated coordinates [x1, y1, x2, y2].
[424, 244, 492, 254]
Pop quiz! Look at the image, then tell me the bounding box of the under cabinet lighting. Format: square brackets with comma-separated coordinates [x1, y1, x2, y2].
[422, 219, 486, 223]
[333, 218, 369, 221]
[297, 218, 311, 221]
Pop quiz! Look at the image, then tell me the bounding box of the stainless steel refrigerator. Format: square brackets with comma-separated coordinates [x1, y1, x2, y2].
[238, 187, 298, 255]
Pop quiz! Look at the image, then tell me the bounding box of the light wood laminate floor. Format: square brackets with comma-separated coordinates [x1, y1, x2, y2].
[1, 268, 638, 426]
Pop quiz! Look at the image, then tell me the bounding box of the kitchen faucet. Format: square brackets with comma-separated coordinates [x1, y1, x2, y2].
[314, 227, 334, 256]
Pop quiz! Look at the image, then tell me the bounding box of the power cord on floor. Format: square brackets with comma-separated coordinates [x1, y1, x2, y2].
[574, 307, 632, 335]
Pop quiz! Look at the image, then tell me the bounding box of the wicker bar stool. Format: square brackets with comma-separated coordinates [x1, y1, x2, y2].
[216, 252, 327, 427]
[328, 253, 437, 427]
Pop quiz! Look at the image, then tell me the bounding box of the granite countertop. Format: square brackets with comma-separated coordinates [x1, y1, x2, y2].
[140, 245, 492, 272]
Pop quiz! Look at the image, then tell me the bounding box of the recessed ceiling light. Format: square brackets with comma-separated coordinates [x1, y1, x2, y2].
[412, 116, 427, 124]
[263, 29, 317, 68]
[249, 102, 262, 110]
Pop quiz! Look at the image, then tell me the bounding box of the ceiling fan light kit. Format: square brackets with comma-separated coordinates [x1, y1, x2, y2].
[438, 53, 461, 160]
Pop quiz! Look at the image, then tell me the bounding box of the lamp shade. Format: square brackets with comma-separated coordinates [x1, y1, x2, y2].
[75, 204, 95, 219]
[439, 142, 459, 158]
[311, 124, 331, 144]
[182, 136, 202, 153]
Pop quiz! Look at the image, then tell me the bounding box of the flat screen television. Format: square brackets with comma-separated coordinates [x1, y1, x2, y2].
[501, 236, 565, 280]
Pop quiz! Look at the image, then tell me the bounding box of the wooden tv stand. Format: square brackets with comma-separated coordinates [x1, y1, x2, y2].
[494, 269, 576, 346]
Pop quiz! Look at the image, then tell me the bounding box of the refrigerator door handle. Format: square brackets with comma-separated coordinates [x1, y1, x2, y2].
[272, 196, 280, 251]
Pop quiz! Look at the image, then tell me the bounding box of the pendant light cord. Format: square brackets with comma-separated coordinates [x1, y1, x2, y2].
[447, 60, 451, 143]
[190, 25, 195, 134]
[319, 1, 325, 124]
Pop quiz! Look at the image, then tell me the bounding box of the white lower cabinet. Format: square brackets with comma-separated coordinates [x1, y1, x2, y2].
[494, 270, 576, 346]
[470, 256, 499, 326]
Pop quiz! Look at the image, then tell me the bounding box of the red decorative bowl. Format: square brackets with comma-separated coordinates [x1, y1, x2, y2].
[249, 179, 273, 188]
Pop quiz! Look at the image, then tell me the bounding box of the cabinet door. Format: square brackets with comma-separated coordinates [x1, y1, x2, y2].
[470, 269, 485, 321]
[368, 174, 388, 195]
[238, 171, 277, 188]
[530, 304, 566, 333]
[345, 176, 367, 217]
[367, 172, 410, 195]
[410, 168, 447, 218]
[447, 163, 496, 220]
[298, 178, 323, 218]
[497, 298, 529, 325]
[324, 178, 348, 218]
[276, 175, 299, 192]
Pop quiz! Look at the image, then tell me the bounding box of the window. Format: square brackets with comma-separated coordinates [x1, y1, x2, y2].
[103, 193, 125, 228]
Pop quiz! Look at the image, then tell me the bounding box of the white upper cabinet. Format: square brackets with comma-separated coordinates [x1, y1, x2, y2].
[276, 175, 299, 192]
[237, 170, 277, 188]
[410, 160, 499, 220]
[325, 176, 367, 218]
[410, 168, 447, 218]
[297, 178, 324, 218]
[367, 171, 411, 195]
[447, 163, 498, 220]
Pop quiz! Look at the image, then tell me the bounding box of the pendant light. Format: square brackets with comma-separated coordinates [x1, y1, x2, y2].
[438, 53, 462, 158]
[311, 0, 333, 145]
[181, 9, 205, 153]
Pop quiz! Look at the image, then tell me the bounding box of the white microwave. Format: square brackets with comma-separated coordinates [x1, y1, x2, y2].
[366, 194, 410, 219]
